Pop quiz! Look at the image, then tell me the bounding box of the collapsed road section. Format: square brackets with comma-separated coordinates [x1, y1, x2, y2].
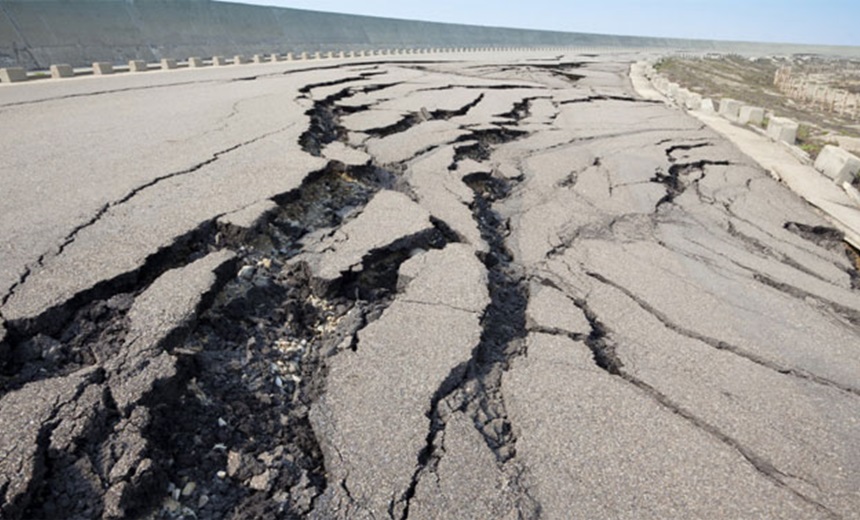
[1, 53, 860, 519]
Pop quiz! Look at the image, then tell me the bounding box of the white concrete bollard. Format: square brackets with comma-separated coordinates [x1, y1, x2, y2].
[718, 98, 743, 121]
[668, 83, 680, 97]
[212, 56, 227, 66]
[252, 54, 265, 64]
[270, 54, 282, 62]
[766, 117, 799, 144]
[188, 57, 205, 68]
[50, 64, 74, 79]
[129, 60, 148, 72]
[814, 145, 860, 185]
[233, 55, 248, 65]
[92, 62, 114, 75]
[0, 67, 27, 83]
[160, 59, 177, 70]
[699, 98, 716, 112]
[685, 93, 703, 111]
[738, 106, 765, 126]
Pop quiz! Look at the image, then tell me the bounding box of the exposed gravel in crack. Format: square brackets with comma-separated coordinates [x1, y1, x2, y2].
[0, 127, 290, 312]
[297, 72, 391, 156]
[361, 93, 486, 140]
[395, 127, 541, 519]
[652, 159, 731, 207]
[0, 294, 131, 395]
[8, 57, 856, 520]
[0, 76, 451, 516]
[449, 128, 529, 168]
[3, 219, 221, 357]
[498, 97, 534, 121]
[146, 158, 456, 519]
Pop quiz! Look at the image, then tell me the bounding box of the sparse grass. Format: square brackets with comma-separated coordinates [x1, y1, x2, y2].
[658, 56, 860, 142]
[799, 141, 827, 159]
[796, 124, 813, 142]
[796, 124, 838, 160]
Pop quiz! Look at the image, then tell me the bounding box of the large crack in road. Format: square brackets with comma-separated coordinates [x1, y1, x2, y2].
[2, 54, 860, 520]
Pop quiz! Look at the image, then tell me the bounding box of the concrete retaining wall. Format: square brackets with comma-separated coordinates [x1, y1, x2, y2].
[0, 0, 667, 69]
[3, 0, 860, 70]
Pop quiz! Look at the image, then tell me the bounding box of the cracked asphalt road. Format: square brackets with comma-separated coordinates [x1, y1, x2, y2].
[1, 52, 859, 519]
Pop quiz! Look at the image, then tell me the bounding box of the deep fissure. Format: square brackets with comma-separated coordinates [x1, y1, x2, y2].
[397, 123, 535, 518]
[563, 274, 840, 517]
[652, 159, 731, 207]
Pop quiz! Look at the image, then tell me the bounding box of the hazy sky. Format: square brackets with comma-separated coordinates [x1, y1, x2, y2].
[240, 1, 859, 46]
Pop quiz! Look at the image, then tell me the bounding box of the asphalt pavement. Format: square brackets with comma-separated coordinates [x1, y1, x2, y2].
[1, 51, 858, 519]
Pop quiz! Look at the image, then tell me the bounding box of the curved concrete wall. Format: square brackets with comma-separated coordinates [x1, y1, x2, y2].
[2, 0, 859, 70]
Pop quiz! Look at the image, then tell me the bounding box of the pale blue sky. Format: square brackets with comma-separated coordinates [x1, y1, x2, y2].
[240, 1, 859, 46]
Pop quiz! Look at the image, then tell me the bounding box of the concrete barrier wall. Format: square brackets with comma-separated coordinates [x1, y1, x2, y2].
[3, 0, 860, 70]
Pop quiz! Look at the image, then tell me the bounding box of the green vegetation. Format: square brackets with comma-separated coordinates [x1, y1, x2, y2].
[796, 124, 838, 160]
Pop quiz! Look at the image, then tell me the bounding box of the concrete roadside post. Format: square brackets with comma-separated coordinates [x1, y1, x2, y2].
[667, 83, 680, 98]
[718, 98, 743, 121]
[233, 55, 248, 65]
[0, 67, 27, 83]
[188, 57, 204, 68]
[738, 106, 765, 126]
[685, 93, 703, 111]
[160, 59, 177, 70]
[92, 62, 114, 75]
[129, 60, 148, 72]
[815, 145, 860, 185]
[767, 117, 799, 144]
[212, 56, 227, 66]
[50, 64, 74, 79]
